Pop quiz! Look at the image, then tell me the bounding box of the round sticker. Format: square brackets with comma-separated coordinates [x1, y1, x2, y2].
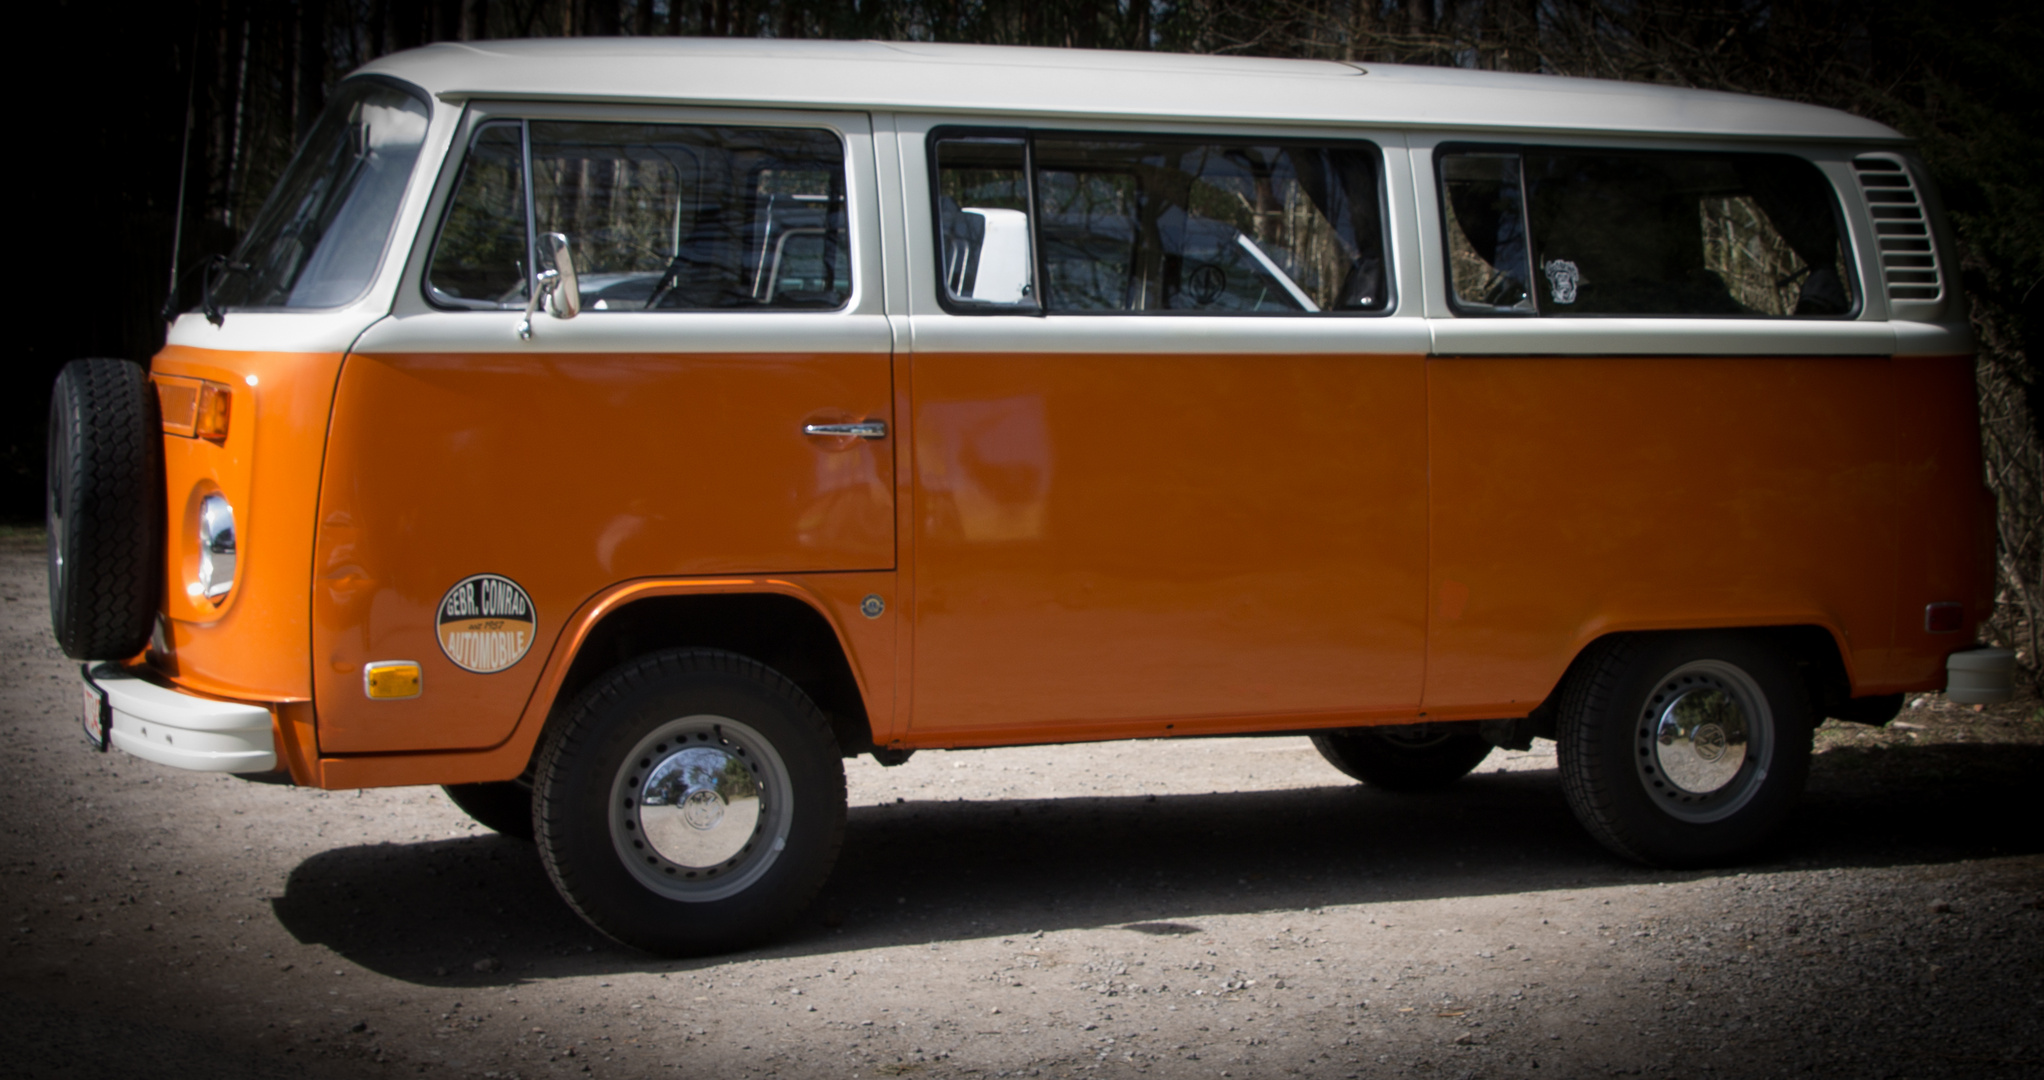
[437, 573, 537, 674]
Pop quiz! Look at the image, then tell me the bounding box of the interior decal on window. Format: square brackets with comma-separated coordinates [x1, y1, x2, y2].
[1543, 259, 1581, 305]
[1188, 264, 1227, 305]
[437, 573, 536, 674]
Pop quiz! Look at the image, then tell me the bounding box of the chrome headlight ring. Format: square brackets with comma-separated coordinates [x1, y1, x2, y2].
[196, 492, 237, 602]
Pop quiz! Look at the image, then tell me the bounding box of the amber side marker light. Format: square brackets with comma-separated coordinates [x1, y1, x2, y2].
[195, 383, 232, 443]
[1925, 602, 1964, 634]
[364, 661, 423, 700]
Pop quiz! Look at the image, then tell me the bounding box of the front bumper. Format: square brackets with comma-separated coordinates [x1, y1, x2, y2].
[82, 664, 277, 773]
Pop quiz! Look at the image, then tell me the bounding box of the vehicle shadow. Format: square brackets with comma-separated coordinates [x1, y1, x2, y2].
[269, 740, 2044, 987]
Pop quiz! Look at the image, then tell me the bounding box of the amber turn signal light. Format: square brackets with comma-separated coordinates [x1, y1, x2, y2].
[1924, 602, 1964, 634]
[195, 383, 232, 443]
[363, 661, 423, 700]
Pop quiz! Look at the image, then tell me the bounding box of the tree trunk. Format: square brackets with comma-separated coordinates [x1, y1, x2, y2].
[295, 0, 327, 141]
[1347, 0, 1373, 61]
[433, 0, 460, 42]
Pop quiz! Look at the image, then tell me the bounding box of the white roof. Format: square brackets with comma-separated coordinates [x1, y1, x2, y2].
[360, 38, 1902, 144]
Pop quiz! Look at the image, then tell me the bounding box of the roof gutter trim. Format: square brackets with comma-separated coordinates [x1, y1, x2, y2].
[420, 86, 1909, 145]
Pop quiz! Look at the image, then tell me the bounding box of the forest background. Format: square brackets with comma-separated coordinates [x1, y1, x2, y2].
[14, 0, 2041, 680]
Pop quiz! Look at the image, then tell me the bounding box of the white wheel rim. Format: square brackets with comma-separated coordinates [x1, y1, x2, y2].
[1634, 660, 1774, 824]
[609, 714, 794, 903]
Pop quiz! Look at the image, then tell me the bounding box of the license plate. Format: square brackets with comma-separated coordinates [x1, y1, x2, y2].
[80, 675, 109, 751]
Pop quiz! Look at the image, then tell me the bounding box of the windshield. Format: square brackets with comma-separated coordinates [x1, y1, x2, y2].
[211, 80, 431, 310]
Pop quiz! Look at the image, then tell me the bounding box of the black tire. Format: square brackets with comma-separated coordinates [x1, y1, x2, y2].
[1829, 692, 1904, 726]
[47, 358, 163, 660]
[532, 648, 846, 956]
[1311, 724, 1494, 792]
[1557, 632, 1812, 867]
[441, 781, 535, 841]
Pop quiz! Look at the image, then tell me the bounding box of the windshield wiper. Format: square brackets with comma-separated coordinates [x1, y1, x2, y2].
[200, 255, 248, 326]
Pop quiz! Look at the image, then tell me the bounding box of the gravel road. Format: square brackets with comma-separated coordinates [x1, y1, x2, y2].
[3, 528, 2040, 1079]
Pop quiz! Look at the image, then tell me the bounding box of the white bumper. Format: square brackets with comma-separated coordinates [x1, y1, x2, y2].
[85, 664, 278, 773]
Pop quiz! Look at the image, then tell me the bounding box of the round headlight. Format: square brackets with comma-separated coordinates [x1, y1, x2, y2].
[196, 492, 236, 601]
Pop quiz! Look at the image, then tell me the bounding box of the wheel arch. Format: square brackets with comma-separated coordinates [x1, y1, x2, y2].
[546, 591, 876, 759]
[312, 579, 884, 790]
[1541, 622, 1851, 724]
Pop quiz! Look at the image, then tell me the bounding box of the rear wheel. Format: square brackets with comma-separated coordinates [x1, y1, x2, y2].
[1311, 724, 1493, 792]
[1557, 633, 1811, 866]
[532, 649, 845, 956]
[441, 781, 534, 841]
[47, 358, 162, 660]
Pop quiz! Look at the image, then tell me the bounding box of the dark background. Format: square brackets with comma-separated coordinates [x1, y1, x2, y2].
[16, 0, 2042, 674]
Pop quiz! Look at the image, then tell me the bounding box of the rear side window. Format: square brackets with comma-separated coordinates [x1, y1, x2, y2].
[931, 129, 1390, 315]
[1440, 147, 1855, 318]
[428, 120, 850, 311]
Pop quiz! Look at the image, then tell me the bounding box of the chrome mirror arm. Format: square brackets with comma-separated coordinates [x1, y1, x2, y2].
[515, 268, 560, 341]
[542, 232, 581, 319]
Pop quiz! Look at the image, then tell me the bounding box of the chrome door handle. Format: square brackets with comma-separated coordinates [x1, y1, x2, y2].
[804, 421, 888, 440]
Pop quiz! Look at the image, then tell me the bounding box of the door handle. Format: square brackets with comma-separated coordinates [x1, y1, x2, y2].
[804, 421, 888, 440]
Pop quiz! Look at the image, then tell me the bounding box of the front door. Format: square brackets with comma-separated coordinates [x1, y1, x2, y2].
[315, 106, 893, 753]
[900, 122, 1428, 742]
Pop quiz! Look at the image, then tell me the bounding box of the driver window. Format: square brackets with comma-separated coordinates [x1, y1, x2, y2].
[426, 119, 851, 311]
[426, 123, 528, 308]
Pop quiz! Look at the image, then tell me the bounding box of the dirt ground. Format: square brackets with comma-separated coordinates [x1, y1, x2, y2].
[3, 527, 2041, 1079]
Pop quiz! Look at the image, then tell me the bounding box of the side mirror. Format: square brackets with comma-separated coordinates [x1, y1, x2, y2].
[516, 232, 582, 340]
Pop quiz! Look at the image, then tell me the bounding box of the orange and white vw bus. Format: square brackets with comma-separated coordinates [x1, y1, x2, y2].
[46, 39, 2006, 955]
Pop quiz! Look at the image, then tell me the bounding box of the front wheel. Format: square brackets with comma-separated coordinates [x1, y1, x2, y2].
[1557, 633, 1811, 867]
[532, 649, 846, 956]
[441, 781, 534, 841]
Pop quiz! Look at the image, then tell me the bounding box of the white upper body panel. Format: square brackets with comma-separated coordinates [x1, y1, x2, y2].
[172, 39, 1966, 354]
[358, 38, 1902, 144]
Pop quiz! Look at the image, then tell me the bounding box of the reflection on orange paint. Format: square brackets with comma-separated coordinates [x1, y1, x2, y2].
[917, 396, 1052, 543]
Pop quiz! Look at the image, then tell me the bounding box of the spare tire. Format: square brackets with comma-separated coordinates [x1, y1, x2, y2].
[47, 358, 163, 660]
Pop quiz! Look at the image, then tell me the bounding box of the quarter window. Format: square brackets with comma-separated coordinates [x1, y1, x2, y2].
[428, 120, 850, 311]
[932, 130, 1390, 315]
[1440, 147, 1854, 317]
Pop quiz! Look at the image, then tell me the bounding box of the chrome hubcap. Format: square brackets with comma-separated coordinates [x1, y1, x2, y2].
[1654, 687, 1748, 793]
[1635, 661, 1772, 823]
[611, 715, 792, 902]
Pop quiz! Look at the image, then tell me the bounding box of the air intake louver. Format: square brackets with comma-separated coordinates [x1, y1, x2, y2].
[1854, 156, 1942, 303]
